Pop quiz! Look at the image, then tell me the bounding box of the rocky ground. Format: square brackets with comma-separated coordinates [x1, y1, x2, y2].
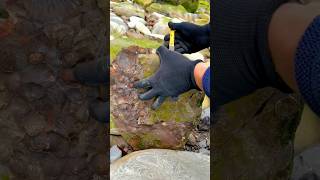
[0, 1, 107, 179]
[109, 0, 210, 160]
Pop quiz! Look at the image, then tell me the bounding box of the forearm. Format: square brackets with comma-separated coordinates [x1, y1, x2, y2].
[194, 63, 210, 97]
[268, 2, 320, 92]
[269, 2, 320, 116]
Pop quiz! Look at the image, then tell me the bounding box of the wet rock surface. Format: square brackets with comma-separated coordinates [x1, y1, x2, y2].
[110, 46, 203, 150]
[212, 88, 303, 179]
[0, 0, 107, 179]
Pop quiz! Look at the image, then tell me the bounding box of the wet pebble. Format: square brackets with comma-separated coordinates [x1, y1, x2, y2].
[199, 148, 210, 155]
[20, 65, 55, 87]
[21, 83, 45, 101]
[110, 145, 122, 163]
[187, 132, 197, 146]
[90, 154, 108, 175]
[28, 52, 44, 64]
[5, 72, 21, 91]
[198, 139, 208, 149]
[41, 155, 64, 177]
[6, 97, 30, 119]
[63, 52, 80, 67]
[23, 113, 47, 136]
[64, 157, 88, 175]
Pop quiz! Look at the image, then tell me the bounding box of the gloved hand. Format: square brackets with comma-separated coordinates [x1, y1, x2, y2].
[134, 46, 202, 110]
[164, 22, 210, 54]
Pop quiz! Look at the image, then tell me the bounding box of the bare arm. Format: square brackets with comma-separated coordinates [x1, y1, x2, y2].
[268, 1, 320, 92]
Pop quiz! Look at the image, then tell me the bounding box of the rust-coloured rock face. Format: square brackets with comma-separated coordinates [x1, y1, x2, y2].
[111, 46, 203, 150]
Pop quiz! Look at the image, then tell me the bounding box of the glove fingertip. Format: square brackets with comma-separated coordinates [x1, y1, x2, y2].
[164, 34, 170, 41]
[151, 96, 166, 110]
[156, 45, 167, 55]
[133, 79, 151, 89]
[168, 21, 175, 29]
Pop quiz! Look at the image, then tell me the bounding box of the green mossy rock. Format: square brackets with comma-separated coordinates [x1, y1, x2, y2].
[212, 88, 303, 179]
[181, 0, 199, 13]
[112, 2, 145, 18]
[110, 37, 161, 61]
[133, 0, 153, 7]
[157, 0, 199, 13]
[196, 0, 210, 14]
[146, 3, 188, 17]
[110, 46, 203, 150]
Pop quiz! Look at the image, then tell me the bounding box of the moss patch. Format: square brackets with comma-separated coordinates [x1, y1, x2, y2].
[181, 0, 199, 13]
[134, 0, 153, 7]
[110, 114, 116, 129]
[137, 54, 159, 78]
[196, 0, 210, 14]
[110, 37, 161, 61]
[124, 132, 165, 149]
[146, 3, 188, 16]
[149, 91, 203, 124]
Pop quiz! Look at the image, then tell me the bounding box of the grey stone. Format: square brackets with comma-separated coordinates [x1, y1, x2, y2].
[23, 113, 47, 136]
[110, 149, 210, 180]
[199, 148, 210, 155]
[292, 144, 320, 180]
[113, 2, 145, 18]
[110, 145, 122, 163]
[198, 139, 207, 149]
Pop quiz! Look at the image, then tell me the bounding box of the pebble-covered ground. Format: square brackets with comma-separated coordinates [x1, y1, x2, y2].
[110, 0, 210, 158]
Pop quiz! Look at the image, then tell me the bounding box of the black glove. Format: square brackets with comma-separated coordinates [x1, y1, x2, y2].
[134, 46, 202, 110]
[164, 22, 210, 54]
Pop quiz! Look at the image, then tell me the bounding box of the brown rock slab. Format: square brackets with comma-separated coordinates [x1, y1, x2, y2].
[111, 46, 203, 150]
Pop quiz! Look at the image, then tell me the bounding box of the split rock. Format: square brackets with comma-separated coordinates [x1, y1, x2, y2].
[110, 46, 203, 150]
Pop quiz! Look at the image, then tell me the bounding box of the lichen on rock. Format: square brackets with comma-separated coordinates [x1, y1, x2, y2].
[110, 46, 203, 150]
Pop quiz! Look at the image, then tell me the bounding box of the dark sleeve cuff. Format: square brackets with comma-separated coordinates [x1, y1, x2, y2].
[295, 15, 320, 116]
[202, 67, 210, 97]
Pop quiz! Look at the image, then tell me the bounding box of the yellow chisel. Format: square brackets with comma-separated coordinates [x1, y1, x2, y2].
[169, 30, 175, 51]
